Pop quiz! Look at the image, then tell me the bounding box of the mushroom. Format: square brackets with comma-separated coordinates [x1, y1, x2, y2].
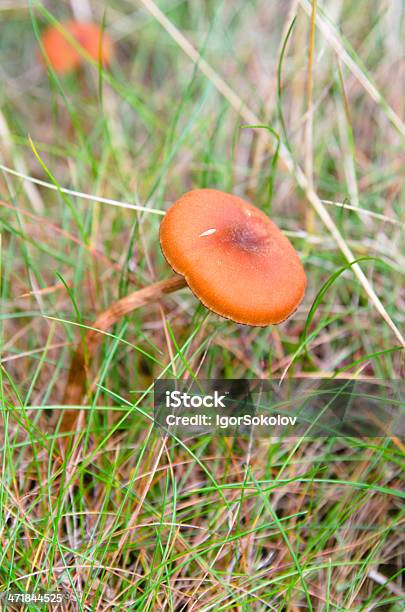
[40, 20, 113, 74]
[159, 189, 306, 325]
[61, 189, 306, 429]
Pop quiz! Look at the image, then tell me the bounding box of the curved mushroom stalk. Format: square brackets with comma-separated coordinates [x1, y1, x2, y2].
[61, 276, 186, 434]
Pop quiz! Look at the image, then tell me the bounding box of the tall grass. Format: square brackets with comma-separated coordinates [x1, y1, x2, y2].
[0, 0, 404, 609]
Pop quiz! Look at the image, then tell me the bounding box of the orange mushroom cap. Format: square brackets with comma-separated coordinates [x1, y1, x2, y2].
[160, 189, 307, 326]
[40, 20, 113, 74]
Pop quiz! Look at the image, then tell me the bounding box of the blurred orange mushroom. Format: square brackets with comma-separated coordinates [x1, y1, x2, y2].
[40, 20, 113, 74]
[160, 189, 306, 325]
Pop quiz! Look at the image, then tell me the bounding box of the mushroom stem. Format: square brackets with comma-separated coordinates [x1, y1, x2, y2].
[60, 275, 187, 431]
